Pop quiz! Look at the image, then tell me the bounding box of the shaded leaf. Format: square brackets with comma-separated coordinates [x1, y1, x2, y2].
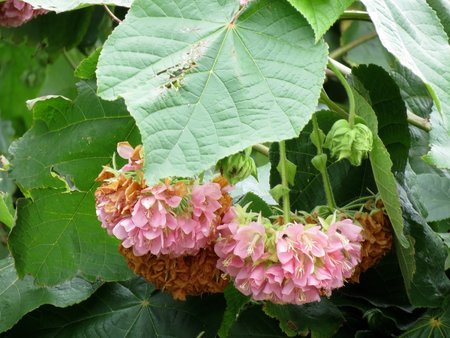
[263, 299, 344, 338]
[398, 184, 450, 307]
[286, 0, 355, 42]
[0, 193, 14, 229]
[218, 285, 250, 338]
[400, 297, 450, 337]
[229, 305, 286, 338]
[0, 257, 100, 333]
[238, 191, 273, 218]
[361, 0, 450, 169]
[6, 277, 226, 338]
[412, 174, 450, 222]
[97, 0, 327, 183]
[352, 64, 410, 173]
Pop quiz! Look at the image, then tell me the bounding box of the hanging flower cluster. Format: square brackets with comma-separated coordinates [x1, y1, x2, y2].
[214, 207, 363, 304]
[96, 142, 229, 258]
[0, 0, 47, 27]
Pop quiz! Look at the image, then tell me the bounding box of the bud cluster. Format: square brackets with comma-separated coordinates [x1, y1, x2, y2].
[214, 207, 363, 304]
[0, 0, 47, 28]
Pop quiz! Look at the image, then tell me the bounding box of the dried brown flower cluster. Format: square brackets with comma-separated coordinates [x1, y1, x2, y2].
[350, 203, 393, 282]
[119, 245, 228, 300]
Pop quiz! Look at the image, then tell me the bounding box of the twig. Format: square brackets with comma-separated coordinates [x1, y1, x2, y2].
[252, 143, 269, 157]
[103, 5, 122, 24]
[407, 111, 431, 132]
[340, 10, 371, 22]
[330, 31, 378, 59]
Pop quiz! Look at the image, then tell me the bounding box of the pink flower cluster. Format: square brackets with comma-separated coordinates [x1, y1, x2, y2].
[214, 208, 363, 304]
[96, 142, 226, 257]
[111, 181, 223, 257]
[0, 0, 47, 27]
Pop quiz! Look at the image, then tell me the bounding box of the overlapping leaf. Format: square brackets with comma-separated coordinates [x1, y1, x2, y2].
[8, 81, 140, 285]
[7, 278, 225, 338]
[412, 174, 450, 222]
[361, 0, 450, 169]
[0, 257, 100, 333]
[97, 0, 328, 183]
[24, 0, 132, 12]
[286, 0, 355, 41]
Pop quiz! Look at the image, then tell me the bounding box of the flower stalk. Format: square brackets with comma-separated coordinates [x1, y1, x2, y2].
[278, 140, 291, 224]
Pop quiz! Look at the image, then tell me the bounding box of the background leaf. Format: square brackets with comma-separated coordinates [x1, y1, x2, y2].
[285, 0, 355, 42]
[263, 299, 344, 338]
[361, 0, 450, 169]
[6, 277, 226, 338]
[23, 0, 132, 12]
[218, 285, 250, 338]
[97, 0, 327, 183]
[0, 257, 100, 333]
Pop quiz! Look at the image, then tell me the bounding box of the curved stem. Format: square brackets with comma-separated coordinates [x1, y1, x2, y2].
[330, 31, 377, 59]
[339, 10, 371, 22]
[278, 141, 291, 223]
[328, 58, 356, 127]
[407, 111, 431, 132]
[312, 115, 336, 209]
[319, 90, 348, 118]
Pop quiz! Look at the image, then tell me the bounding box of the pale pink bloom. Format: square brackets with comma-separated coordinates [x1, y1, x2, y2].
[233, 222, 265, 261]
[191, 182, 222, 227]
[0, 0, 47, 27]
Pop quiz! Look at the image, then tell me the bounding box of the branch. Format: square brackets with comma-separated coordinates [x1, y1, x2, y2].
[407, 111, 431, 132]
[103, 5, 122, 24]
[252, 143, 269, 157]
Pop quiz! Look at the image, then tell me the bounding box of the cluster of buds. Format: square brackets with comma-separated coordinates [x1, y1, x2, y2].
[214, 207, 363, 304]
[324, 119, 373, 166]
[216, 147, 257, 185]
[0, 0, 47, 27]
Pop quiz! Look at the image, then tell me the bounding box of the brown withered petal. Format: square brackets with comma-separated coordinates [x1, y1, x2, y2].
[119, 245, 228, 300]
[350, 209, 393, 283]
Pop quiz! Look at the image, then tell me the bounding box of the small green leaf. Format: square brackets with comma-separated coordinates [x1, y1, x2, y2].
[238, 192, 273, 218]
[0, 193, 14, 229]
[311, 154, 327, 172]
[8, 277, 226, 338]
[74, 47, 101, 80]
[286, 0, 355, 42]
[0, 257, 101, 333]
[97, 0, 328, 183]
[218, 285, 250, 338]
[270, 184, 290, 203]
[24, 0, 132, 12]
[263, 299, 344, 338]
[370, 136, 408, 247]
[277, 158, 297, 187]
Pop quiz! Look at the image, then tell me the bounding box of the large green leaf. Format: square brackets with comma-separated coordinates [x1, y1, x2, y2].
[285, 0, 355, 42]
[0, 257, 100, 333]
[7, 277, 226, 338]
[23, 0, 132, 12]
[361, 0, 450, 169]
[263, 300, 344, 338]
[9, 189, 133, 285]
[352, 65, 410, 173]
[412, 174, 450, 222]
[9, 81, 139, 191]
[218, 285, 250, 338]
[97, 0, 328, 183]
[8, 81, 140, 285]
[270, 110, 376, 212]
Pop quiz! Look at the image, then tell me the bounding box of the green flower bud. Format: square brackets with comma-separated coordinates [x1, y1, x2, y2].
[216, 148, 257, 185]
[323, 119, 373, 166]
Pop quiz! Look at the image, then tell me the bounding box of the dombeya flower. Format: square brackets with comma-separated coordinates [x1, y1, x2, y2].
[324, 119, 373, 166]
[0, 0, 47, 27]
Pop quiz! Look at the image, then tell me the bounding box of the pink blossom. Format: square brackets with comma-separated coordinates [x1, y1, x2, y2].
[233, 222, 265, 261]
[0, 0, 47, 27]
